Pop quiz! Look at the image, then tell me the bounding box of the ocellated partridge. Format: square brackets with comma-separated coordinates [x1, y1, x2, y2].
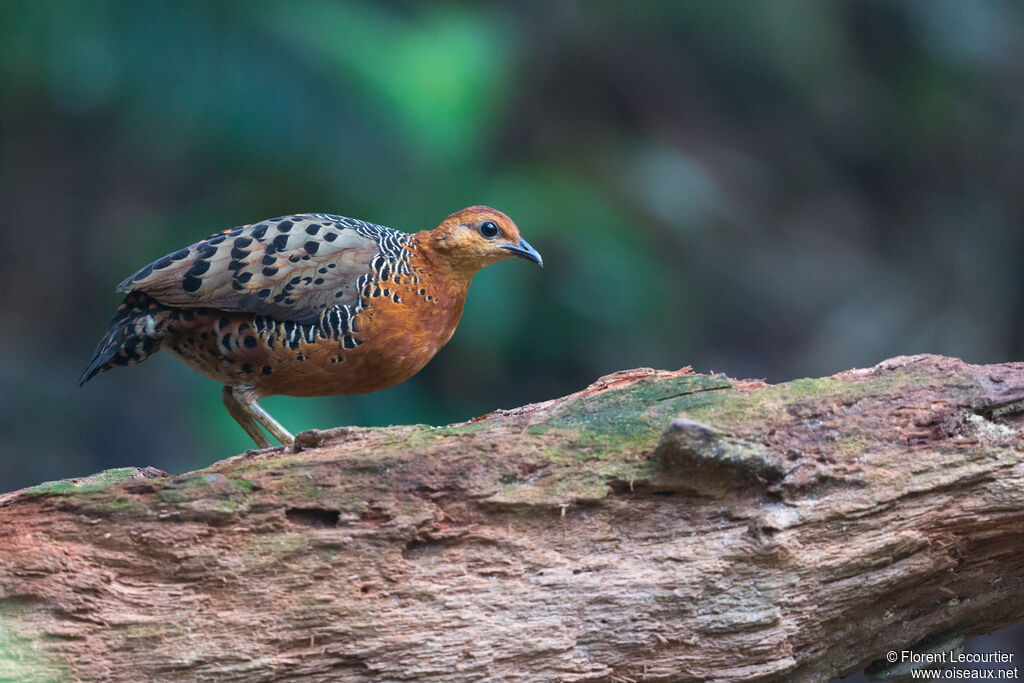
[80, 206, 542, 447]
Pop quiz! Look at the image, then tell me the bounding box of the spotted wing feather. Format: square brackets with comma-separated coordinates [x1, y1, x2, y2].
[118, 214, 406, 324]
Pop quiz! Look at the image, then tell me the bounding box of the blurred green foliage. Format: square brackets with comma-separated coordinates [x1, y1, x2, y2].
[2, 0, 1023, 493]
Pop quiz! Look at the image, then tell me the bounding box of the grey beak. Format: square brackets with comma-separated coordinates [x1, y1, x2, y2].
[500, 237, 543, 267]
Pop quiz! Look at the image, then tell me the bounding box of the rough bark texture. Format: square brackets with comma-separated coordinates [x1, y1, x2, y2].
[2, 354, 1024, 682]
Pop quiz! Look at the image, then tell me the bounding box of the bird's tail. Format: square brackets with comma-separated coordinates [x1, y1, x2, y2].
[79, 292, 175, 386]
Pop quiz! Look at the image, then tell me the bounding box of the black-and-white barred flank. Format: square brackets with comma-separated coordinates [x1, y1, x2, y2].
[313, 213, 413, 277]
[252, 302, 361, 352]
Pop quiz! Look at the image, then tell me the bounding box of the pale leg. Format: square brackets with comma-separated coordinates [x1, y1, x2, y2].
[221, 386, 295, 448]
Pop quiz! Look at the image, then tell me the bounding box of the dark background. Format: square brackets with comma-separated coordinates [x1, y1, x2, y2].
[2, 2, 1022, 678]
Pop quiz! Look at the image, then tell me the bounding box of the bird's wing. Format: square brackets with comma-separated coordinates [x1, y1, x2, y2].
[118, 214, 407, 324]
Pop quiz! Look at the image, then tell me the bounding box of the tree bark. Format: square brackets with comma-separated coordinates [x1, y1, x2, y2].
[2, 354, 1024, 682]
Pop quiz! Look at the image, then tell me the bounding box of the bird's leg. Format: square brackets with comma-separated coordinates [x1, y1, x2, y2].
[243, 391, 296, 446]
[221, 386, 274, 448]
[222, 385, 295, 447]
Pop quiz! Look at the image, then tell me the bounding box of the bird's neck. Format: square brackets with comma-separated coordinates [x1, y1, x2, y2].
[409, 231, 476, 294]
[402, 233, 473, 351]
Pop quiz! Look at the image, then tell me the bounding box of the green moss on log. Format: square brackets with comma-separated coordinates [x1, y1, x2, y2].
[6, 363, 986, 520]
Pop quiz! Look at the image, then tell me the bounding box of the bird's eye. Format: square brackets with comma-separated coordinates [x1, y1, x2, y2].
[479, 221, 499, 238]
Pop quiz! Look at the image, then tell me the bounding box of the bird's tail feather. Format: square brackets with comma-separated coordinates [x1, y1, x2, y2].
[79, 292, 173, 386]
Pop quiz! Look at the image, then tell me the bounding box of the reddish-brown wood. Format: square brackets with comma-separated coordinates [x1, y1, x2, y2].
[2, 355, 1023, 681]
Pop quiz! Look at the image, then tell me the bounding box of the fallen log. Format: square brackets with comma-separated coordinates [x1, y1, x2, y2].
[2, 354, 1023, 681]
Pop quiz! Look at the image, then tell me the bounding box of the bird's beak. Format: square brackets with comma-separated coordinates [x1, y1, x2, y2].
[500, 238, 543, 267]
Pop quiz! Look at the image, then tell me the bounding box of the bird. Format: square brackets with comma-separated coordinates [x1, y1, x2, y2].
[80, 206, 542, 448]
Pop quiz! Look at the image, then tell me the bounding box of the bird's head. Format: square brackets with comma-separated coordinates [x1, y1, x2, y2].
[423, 206, 542, 275]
